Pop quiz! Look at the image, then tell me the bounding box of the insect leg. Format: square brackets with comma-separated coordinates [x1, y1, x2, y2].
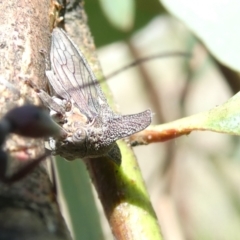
[25, 79, 67, 123]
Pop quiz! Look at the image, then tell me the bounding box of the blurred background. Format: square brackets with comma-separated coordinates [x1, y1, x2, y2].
[58, 0, 240, 239]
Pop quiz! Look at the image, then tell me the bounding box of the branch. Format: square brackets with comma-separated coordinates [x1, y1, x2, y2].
[54, 2, 163, 239]
[0, 1, 70, 239]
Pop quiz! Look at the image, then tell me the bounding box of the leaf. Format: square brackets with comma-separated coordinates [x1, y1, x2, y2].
[54, 157, 104, 240]
[129, 92, 240, 145]
[161, 0, 240, 71]
[98, 0, 135, 31]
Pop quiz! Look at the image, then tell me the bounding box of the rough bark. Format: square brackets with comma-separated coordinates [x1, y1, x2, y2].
[0, 1, 71, 239]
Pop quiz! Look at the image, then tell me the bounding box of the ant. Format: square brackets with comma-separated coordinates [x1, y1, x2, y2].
[0, 104, 60, 184]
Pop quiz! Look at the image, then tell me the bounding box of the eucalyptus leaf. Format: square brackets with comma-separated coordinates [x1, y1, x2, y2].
[137, 91, 240, 146]
[98, 0, 135, 31]
[161, 0, 240, 71]
[54, 157, 104, 240]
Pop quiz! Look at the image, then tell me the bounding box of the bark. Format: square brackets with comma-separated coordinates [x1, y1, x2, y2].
[0, 1, 71, 239]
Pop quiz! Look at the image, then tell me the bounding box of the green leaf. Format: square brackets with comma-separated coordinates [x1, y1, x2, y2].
[54, 157, 104, 240]
[161, 0, 240, 71]
[136, 92, 240, 145]
[98, 0, 135, 31]
[203, 92, 240, 134]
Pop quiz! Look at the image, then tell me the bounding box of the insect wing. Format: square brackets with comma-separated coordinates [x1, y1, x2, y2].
[50, 28, 103, 121]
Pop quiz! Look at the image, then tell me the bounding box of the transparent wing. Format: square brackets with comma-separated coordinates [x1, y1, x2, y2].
[49, 28, 107, 121]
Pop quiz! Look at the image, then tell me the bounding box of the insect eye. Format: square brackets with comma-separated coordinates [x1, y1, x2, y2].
[72, 128, 87, 144]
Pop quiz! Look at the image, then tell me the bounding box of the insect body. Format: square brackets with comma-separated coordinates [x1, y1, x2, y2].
[39, 28, 152, 165]
[0, 104, 71, 238]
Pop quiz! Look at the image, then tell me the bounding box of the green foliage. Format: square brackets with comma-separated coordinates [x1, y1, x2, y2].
[85, 0, 164, 46]
[98, 0, 135, 31]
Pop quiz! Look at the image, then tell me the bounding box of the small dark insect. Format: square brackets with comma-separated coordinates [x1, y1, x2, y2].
[0, 105, 60, 183]
[33, 28, 152, 165]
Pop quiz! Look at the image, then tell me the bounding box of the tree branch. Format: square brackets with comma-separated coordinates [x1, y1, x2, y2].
[54, 1, 163, 239]
[0, 1, 71, 239]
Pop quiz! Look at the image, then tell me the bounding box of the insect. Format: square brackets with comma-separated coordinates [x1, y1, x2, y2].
[0, 104, 71, 239]
[32, 28, 152, 165]
[0, 104, 59, 183]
